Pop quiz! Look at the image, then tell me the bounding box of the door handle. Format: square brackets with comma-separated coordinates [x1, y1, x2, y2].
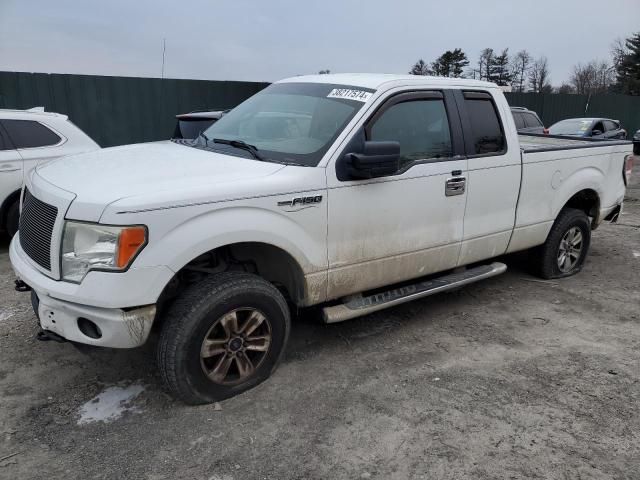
[0, 164, 20, 173]
[445, 177, 466, 196]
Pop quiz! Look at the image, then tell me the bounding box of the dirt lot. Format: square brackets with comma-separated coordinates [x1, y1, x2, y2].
[1, 170, 639, 480]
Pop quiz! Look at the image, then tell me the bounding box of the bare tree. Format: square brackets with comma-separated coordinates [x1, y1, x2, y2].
[528, 56, 551, 93]
[570, 61, 615, 94]
[556, 83, 575, 94]
[510, 50, 532, 92]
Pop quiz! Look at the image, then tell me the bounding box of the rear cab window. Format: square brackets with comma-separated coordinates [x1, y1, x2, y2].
[462, 91, 506, 156]
[0, 119, 62, 149]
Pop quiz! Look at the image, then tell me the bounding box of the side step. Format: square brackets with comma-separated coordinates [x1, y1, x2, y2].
[322, 262, 507, 323]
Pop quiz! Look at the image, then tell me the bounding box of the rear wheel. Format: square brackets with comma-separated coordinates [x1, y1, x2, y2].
[5, 200, 19, 237]
[532, 208, 591, 279]
[157, 272, 290, 405]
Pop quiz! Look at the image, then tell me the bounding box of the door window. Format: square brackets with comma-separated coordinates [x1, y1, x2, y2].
[0, 120, 61, 149]
[0, 128, 12, 151]
[369, 99, 452, 167]
[512, 112, 525, 129]
[523, 113, 542, 128]
[603, 120, 618, 131]
[463, 93, 506, 155]
[592, 121, 605, 135]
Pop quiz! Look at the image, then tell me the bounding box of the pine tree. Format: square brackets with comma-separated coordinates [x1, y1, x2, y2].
[489, 49, 512, 86]
[615, 32, 640, 95]
[409, 59, 431, 76]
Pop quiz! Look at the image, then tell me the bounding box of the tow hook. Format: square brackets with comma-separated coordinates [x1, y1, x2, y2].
[14, 279, 31, 292]
[36, 330, 67, 343]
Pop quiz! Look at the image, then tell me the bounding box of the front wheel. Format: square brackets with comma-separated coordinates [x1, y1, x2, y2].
[157, 272, 291, 405]
[532, 208, 591, 279]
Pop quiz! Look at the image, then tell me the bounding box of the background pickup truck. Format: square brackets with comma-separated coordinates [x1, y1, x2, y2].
[10, 74, 635, 404]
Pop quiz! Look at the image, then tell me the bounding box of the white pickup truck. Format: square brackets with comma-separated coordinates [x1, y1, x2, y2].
[10, 74, 635, 404]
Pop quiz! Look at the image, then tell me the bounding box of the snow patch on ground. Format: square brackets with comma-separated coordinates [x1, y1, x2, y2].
[78, 383, 145, 425]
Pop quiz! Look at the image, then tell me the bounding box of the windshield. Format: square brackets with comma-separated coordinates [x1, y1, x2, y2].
[200, 82, 374, 166]
[549, 119, 592, 136]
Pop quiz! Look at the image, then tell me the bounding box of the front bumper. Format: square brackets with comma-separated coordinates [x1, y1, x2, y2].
[35, 293, 156, 348]
[10, 235, 174, 348]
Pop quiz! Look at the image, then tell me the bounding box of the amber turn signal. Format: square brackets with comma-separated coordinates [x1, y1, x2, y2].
[116, 226, 147, 268]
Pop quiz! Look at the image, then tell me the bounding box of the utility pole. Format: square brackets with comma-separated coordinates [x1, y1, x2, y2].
[161, 38, 166, 79]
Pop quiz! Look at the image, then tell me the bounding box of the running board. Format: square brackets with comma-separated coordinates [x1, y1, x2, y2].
[322, 262, 507, 324]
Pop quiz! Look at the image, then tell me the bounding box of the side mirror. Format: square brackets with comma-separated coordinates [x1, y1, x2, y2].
[346, 141, 400, 179]
[591, 129, 603, 137]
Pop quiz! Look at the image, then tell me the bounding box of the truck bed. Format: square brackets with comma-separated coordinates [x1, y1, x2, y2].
[519, 133, 631, 153]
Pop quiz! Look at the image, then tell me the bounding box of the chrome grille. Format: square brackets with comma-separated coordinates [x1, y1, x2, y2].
[19, 188, 58, 271]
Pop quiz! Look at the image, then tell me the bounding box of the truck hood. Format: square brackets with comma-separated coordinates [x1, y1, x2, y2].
[33, 141, 286, 221]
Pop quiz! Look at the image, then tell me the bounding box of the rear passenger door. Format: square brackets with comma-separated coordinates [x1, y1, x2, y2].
[454, 90, 522, 266]
[1, 119, 64, 181]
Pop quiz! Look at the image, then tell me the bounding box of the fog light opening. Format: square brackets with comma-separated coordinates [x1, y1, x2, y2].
[77, 318, 102, 339]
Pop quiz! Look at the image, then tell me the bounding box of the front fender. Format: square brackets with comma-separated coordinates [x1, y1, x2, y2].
[165, 207, 325, 273]
[119, 199, 328, 279]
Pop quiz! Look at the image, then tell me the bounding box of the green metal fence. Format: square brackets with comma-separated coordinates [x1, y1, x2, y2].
[0, 72, 269, 147]
[504, 92, 640, 136]
[1, 72, 639, 147]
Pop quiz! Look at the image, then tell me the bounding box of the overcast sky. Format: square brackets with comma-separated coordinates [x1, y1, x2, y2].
[1, 0, 638, 85]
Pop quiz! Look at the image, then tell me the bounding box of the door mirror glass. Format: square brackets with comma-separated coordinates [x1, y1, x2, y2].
[591, 129, 603, 137]
[346, 141, 400, 179]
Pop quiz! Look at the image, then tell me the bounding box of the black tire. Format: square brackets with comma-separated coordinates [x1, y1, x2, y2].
[532, 208, 591, 279]
[31, 290, 40, 320]
[157, 272, 290, 405]
[5, 200, 19, 237]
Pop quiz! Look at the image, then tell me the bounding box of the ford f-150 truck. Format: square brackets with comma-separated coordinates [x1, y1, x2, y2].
[10, 74, 635, 404]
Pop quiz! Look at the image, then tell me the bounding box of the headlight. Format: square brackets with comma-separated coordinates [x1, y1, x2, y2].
[61, 221, 147, 282]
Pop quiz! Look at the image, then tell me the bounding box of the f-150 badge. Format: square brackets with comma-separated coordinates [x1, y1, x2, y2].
[278, 195, 323, 210]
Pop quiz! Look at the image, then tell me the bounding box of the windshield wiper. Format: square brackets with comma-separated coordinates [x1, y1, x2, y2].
[213, 138, 265, 161]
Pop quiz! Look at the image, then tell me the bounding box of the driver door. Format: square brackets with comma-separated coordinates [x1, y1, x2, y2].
[326, 90, 468, 300]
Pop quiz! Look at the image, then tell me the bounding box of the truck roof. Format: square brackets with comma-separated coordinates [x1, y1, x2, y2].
[277, 73, 496, 90]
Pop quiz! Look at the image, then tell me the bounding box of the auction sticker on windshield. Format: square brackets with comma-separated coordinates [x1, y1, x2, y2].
[327, 88, 373, 102]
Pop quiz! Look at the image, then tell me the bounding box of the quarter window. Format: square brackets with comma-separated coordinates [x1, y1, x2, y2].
[0, 120, 61, 149]
[463, 93, 505, 155]
[369, 99, 452, 166]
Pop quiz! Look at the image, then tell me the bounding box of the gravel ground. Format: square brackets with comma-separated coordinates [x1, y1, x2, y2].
[0, 168, 638, 480]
